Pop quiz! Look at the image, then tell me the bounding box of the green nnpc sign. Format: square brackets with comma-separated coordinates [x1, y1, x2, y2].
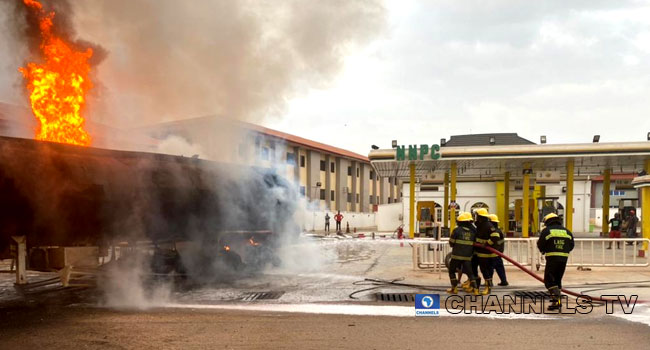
[396, 144, 441, 161]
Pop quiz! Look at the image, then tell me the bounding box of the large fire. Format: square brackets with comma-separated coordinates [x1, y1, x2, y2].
[18, 0, 93, 146]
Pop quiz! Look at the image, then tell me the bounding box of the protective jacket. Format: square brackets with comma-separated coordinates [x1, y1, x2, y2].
[449, 223, 476, 261]
[488, 226, 505, 253]
[537, 223, 574, 258]
[475, 219, 497, 258]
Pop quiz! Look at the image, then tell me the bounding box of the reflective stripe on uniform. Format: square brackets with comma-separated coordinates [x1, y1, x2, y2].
[496, 239, 505, 245]
[545, 252, 569, 257]
[451, 255, 472, 261]
[451, 239, 473, 245]
[545, 229, 571, 240]
[476, 238, 489, 243]
[476, 252, 497, 258]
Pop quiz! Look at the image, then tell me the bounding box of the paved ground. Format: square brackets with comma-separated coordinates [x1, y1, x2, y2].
[1, 234, 650, 349]
[2, 306, 650, 350]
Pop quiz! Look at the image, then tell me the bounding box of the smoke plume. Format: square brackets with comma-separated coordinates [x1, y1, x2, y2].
[1, 0, 387, 128]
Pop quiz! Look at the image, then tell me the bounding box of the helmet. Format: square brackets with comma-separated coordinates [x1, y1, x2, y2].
[488, 214, 499, 223]
[474, 208, 489, 217]
[457, 212, 473, 222]
[543, 213, 559, 224]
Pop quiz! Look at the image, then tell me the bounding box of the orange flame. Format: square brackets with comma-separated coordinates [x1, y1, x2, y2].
[248, 238, 260, 246]
[19, 0, 93, 146]
[224, 245, 230, 252]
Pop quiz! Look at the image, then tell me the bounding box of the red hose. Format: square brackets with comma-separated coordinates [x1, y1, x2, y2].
[474, 243, 648, 304]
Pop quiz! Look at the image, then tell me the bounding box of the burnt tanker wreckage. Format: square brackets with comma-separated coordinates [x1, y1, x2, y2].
[0, 135, 298, 284]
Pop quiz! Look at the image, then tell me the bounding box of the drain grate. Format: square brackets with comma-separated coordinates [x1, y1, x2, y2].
[241, 291, 285, 301]
[376, 293, 415, 303]
[512, 290, 551, 299]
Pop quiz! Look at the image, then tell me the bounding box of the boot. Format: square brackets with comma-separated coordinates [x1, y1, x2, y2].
[470, 280, 479, 296]
[461, 280, 473, 293]
[480, 279, 492, 295]
[547, 298, 561, 311]
[446, 286, 458, 294]
[547, 287, 562, 311]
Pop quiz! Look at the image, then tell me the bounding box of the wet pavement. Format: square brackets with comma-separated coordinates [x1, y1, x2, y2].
[2, 234, 650, 326]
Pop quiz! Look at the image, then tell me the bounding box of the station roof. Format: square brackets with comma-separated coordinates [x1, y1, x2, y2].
[444, 133, 534, 147]
[369, 142, 650, 180]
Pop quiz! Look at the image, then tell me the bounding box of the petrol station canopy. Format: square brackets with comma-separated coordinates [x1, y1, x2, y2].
[369, 142, 650, 179]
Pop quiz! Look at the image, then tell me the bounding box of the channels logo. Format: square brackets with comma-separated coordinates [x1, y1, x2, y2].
[415, 294, 440, 317]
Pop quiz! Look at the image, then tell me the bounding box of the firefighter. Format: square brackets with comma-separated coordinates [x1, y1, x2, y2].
[447, 212, 479, 295]
[473, 208, 496, 295]
[537, 213, 574, 311]
[488, 214, 508, 286]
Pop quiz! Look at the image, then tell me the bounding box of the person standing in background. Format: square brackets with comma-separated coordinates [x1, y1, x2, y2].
[334, 211, 344, 232]
[625, 210, 639, 245]
[324, 213, 331, 233]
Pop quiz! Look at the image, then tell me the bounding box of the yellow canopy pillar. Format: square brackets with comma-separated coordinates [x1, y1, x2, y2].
[566, 160, 574, 231]
[409, 162, 416, 238]
[443, 172, 449, 228]
[504, 172, 510, 233]
[533, 185, 542, 234]
[602, 168, 611, 236]
[496, 181, 505, 231]
[522, 165, 531, 238]
[642, 160, 650, 250]
[450, 162, 458, 232]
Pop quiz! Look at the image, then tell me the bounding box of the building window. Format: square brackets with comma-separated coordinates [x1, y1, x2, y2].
[388, 198, 392, 203]
[356, 193, 359, 203]
[331, 162, 335, 173]
[320, 160, 326, 171]
[394, 177, 398, 185]
[300, 155, 305, 167]
[369, 195, 373, 204]
[376, 196, 379, 204]
[370, 171, 374, 180]
[348, 166, 352, 176]
[356, 168, 360, 177]
[347, 193, 352, 203]
[610, 190, 625, 196]
[300, 186, 306, 196]
[261, 147, 269, 160]
[320, 189, 326, 200]
[286, 152, 296, 164]
[331, 190, 335, 201]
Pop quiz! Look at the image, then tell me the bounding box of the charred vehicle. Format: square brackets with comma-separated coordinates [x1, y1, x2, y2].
[0, 136, 298, 281]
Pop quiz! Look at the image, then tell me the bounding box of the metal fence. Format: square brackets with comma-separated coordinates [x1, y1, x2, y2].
[412, 238, 650, 275]
[539, 238, 650, 268]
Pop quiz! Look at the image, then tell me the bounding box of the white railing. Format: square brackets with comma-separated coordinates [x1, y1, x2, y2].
[539, 238, 650, 267]
[412, 238, 650, 274]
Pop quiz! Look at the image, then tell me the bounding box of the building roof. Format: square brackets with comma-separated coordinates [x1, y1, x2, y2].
[138, 115, 369, 163]
[241, 121, 369, 163]
[444, 133, 535, 147]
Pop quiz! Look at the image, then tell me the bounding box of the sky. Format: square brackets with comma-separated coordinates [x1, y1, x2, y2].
[266, 0, 650, 155]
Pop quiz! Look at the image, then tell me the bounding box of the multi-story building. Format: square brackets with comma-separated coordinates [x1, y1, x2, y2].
[135, 115, 402, 213]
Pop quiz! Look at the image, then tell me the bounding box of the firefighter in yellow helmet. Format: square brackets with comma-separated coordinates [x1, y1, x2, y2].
[488, 214, 508, 286]
[446, 212, 479, 295]
[473, 207, 497, 295]
[537, 213, 574, 311]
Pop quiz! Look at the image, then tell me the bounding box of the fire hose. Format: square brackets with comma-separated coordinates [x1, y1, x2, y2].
[474, 243, 649, 304]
